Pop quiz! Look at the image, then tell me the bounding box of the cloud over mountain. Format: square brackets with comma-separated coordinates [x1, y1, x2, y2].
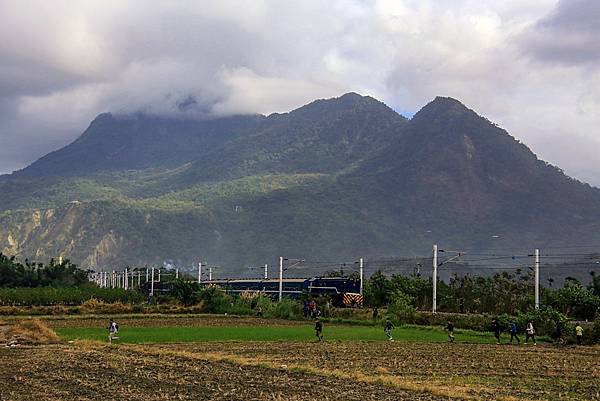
[1, 0, 599, 186]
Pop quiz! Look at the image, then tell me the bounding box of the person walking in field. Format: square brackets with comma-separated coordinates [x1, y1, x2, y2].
[446, 320, 455, 342]
[525, 321, 536, 345]
[510, 322, 520, 344]
[491, 319, 501, 344]
[575, 323, 584, 345]
[314, 317, 323, 342]
[108, 318, 119, 344]
[384, 317, 395, 341]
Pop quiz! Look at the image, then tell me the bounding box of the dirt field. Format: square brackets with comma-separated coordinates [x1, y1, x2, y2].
[1, 341, 599, 401]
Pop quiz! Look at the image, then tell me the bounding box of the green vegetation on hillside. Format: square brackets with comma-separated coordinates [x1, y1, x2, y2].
[1, 93, 600, 272]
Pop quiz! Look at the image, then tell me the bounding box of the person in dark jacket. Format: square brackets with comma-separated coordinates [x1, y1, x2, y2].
[314, 318, 323, 341]
[492, 319, 501, 344]
[384, 318, 395, 341]
[446, 320, 455, 342]
[510, 322, 520, 344]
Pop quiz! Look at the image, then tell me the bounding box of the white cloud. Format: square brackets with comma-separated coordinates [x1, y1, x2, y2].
[1, 0, 599, 187]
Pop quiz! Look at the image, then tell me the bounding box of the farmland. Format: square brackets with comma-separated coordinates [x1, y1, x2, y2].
[49, 315, 493, 343]
[1, 316, 599, 401]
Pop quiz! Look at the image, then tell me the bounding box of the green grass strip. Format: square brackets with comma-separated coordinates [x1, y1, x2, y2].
[57, 324, 506, 344]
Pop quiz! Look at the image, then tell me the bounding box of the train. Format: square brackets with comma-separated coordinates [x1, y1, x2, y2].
[142, 277, 363, 307]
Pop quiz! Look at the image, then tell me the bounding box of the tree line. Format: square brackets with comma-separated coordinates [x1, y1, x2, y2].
[364, 269, 600, 321]
[0, 253, 89, 288]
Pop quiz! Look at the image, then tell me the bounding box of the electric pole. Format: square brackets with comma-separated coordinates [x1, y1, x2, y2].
[535, 248, 540, 309]
[279, 256, 283, 302]
[432, 244, 438, 314]
[359, 258, 364, 295]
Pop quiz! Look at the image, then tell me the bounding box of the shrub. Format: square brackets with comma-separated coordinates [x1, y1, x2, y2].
[386, 292, 418, 325]
[170, 280, 202, 306]
[197, 286, 234, 314]
[515, 306, 567, 337]
[266, 298, 303, 320]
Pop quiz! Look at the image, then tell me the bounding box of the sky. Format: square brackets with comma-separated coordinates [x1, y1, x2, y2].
[1, 0, 599, 186]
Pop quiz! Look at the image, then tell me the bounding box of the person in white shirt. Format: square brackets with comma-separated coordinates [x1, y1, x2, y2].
[108, 318, 119, 343]
[525, 321, 536, 345]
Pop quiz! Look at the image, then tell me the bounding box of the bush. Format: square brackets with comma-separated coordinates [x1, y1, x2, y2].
[170, 280, 202, 306]
[515, 306, 567, 337]
[266, 298, 303, 320]
[386, 292, 418, 325]
[197, 286, 233, 314]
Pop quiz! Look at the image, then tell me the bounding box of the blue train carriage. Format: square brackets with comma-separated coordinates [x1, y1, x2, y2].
[140, 277, 363, 307]
[208, 278, 306, 298]
[305, 277, 363, 307]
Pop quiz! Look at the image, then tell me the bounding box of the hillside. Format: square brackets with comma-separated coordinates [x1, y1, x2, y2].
[1, 93, 599, 280]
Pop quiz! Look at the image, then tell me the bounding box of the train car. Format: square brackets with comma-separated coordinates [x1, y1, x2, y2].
[208, 278, 306, 298]
[139, 276, 363, 306]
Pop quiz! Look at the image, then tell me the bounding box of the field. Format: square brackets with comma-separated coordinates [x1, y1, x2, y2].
[1, 315, 599, 401]
[49, 315, 494, 343]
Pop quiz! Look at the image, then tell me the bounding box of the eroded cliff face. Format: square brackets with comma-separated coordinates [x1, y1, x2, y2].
[0, 203, 119, 267]
[0, 201, 219, 269]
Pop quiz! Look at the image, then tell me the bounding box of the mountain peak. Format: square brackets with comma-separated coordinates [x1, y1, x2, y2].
[289, 92, 399, 121]
[410, 96, 479, 126]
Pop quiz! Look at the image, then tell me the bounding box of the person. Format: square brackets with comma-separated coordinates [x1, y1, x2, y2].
[446, 320, 455, 342]
[553, 320, 563, 344]
[575, 323, 584, 345]
[525, 321, 536, 345]
[303, 300, 309, 319]
[491, 319, 501, 344]
[314, 317, 323, 341]
[108, 318, 119, 344]
[309, 300, 316, 318]
[510, 322, 520, 344]
[384, 318, 395, 341]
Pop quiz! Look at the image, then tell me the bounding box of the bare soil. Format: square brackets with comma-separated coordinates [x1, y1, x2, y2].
[0, 344, 448, 401]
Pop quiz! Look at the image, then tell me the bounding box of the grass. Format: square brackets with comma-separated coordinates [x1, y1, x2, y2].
[56, 323, 500, 344]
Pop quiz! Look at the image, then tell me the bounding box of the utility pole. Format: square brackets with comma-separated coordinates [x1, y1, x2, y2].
[145, 266, 149, 283]
[359, 258, 364, 295]
[432, 244, 438, 314]
[150, 266, 155, 297]
[535, 248, 540, 309]
[279, 256, 284, 302]
[264, 264, 268, 279]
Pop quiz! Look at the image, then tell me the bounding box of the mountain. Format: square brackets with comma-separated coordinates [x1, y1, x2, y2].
[1, 93, 599, 281]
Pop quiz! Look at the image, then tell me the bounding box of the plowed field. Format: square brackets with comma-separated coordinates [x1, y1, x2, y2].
[1, 340, 598, 401]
